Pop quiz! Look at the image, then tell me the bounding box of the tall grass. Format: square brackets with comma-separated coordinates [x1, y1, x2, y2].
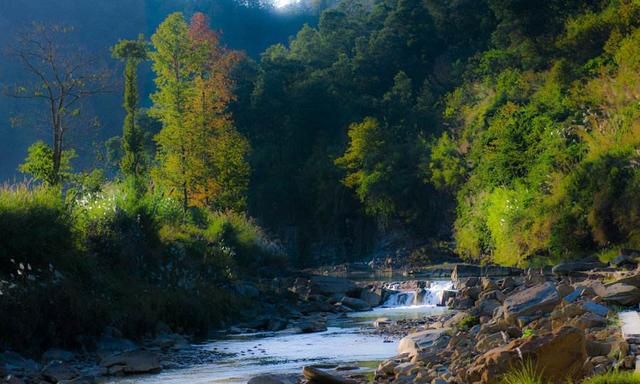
[501, 360, 544, 384]
[583, 371, 640, 384]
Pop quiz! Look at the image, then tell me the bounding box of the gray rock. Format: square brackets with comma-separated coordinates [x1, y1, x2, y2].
[309, 276, 357, 295]
[248, 374, 298, 384]
[42, 361, 79, 382]
[0, 351, 40, 375]
[502, 282, 560, 322]
[397, 329, 450, 357]
[552, 261, 605, 275]
[582, 301, 609, 317]
[96, 336, 138, 359]
[602, 283, 640, 306]
[605, 274, 640, 289]
[360, 287, 383, 307]
[340, 296, 371, 311]
[101, 350, 161, 375]
[42, 349, 75, 363]
[302, 366, 356, 384]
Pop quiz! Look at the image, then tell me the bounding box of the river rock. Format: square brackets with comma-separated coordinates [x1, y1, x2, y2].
[96, 336, 138, 359]
[101, 350, 161, 375]
[302, 366, 356, 384]
[0, 351, 40, 375]
[41, 349, 75, 363]
[340, 296, 371, 311]
[309, 276, 358, 295]
[502, 282, 560, 322]
[582, 301, 609, 317]
[42, 360, 79, 382]
[360, 287, 383, 307]
[233, 281, 260, 298]
[552, 261, 605, 275]
[398, 329, 450, 357]
[602, 283, 640, 306]
[605, 274, 640, 288]
[466, 326, 586, 383]
[248, 374, 298, 384]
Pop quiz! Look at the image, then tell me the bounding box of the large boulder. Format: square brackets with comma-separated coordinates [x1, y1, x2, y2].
[552, 261, 605, 275]
[466, 326, 586, 384]
[41, 361, 79, 382]
[101, 350, 161, 375]
[302, 366, 356, 384]
[340, 296, 371, 311]
[360, 287, 384, 307]
[605, 274, 640, 289]
[398, 329, 450, 357]
[602, 283, 640, 306]
[502, 282, 561, 322]
[309, 276, 358, 296]
[96, 336, 138, 359]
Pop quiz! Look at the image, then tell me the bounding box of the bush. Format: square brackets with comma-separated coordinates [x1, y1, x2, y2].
[0, 185, 73, 274]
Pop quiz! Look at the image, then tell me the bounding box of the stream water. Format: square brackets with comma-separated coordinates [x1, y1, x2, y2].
[110, 281, 453, 384]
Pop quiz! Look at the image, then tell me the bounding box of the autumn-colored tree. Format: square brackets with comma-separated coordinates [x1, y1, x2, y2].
[150, 12, 249, 210]
[112, 36, 148, 179]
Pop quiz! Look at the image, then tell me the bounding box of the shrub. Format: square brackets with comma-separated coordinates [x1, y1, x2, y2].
[458, 315, 480, 330]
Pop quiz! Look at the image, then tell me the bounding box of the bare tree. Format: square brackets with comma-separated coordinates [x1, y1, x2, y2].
[6, 23, 110, 183]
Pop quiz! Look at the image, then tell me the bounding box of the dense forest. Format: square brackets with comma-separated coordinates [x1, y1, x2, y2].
[4, 0, 640, 354]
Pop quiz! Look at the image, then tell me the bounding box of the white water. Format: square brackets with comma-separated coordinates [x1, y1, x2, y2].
[382, 280, 454, 307]
[110, 281, 452, 384]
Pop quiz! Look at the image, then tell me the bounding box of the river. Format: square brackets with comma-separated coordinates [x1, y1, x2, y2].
[110, 281, 453, 384]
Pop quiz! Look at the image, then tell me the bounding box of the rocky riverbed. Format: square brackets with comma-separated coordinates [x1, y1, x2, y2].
[6, 259, 640, 384]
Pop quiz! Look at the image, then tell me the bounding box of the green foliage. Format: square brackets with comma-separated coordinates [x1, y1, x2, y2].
[112, 37, 148, 179]
[457, 314, 480, 330]
[521, 327, 535, 338]
[19, 141, 75, 185]
[583, 371, 640, 384]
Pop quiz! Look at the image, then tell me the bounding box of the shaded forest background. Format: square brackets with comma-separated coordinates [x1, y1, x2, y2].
[3, 0, 640, 268]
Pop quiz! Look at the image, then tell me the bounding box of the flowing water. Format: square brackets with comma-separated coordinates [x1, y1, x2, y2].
[110, 281, 454, 384]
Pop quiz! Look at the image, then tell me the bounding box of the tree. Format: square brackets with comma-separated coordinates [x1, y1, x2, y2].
[150, 13, 193, 209]
[112, 36, 148, 179]
[19, 141, 75, 185]
[151, 12, 249, 210]
[8, 23, 109, 184]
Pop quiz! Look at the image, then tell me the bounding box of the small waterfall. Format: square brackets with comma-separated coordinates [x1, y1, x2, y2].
[382, 280, 454, 307]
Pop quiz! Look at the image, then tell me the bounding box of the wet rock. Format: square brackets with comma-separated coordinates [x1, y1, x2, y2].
[602, 283, 640, 306]
[302, 366, 356, 384]
[360, 287, 384, 307]
[502, 282, 560, 323]
[101, 350, 161, 375]
[248, 374, 298, 384]
[339, 296, 371, 311]
[267, 318, 288, 332]
[373, 317, 391, 328]
[149, 333, 189, 350]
